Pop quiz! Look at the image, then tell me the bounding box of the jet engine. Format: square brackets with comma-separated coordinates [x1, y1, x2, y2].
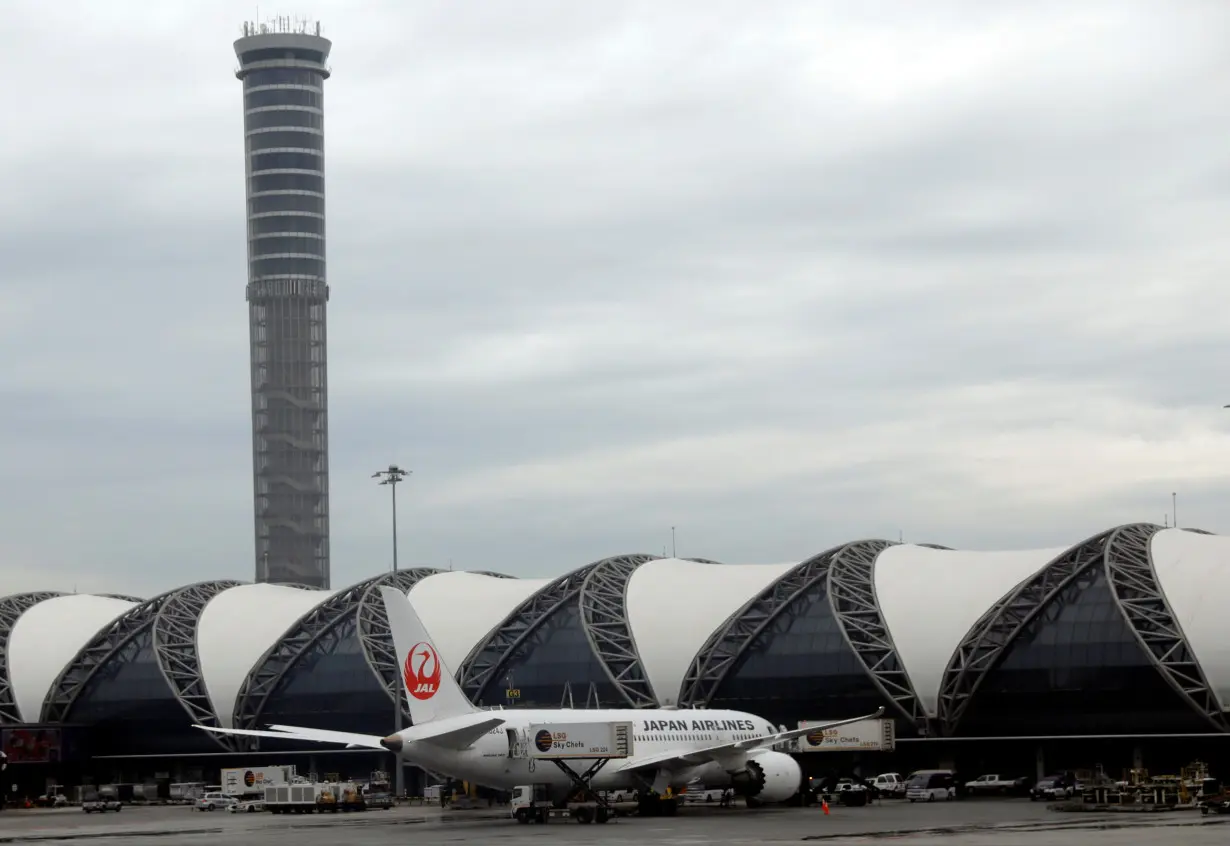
[729, 751, 801, 804]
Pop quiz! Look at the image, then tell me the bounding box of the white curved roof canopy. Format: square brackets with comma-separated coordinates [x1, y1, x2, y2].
[9, 594, 137, 723]
[874, 544, 1066, 716]
[197, 584, 331, 727]
[408, 572, 548, 673]
[1150, 528, 1230, 711]
[626, 559, 796, 705]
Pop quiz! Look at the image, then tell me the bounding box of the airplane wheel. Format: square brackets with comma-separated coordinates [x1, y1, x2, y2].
[574, 806, 593, 824]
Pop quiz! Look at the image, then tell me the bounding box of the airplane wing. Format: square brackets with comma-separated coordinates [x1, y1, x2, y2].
[193, 711, 506, 752]
[613, 708, 886, 774]
[193, 723, 388, 751]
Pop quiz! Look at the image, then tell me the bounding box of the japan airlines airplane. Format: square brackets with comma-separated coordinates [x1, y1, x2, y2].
[195, 587, 882, 808]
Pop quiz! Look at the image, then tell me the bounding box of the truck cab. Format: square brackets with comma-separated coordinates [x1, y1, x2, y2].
[510, 783, 613, 825]
[511, 784, 553, 824]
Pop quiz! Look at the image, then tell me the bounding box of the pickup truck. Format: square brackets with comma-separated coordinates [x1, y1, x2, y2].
[964, 774, 1030, 796]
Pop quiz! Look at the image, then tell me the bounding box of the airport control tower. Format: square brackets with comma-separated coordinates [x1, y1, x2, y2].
[235, 17, 332, 589]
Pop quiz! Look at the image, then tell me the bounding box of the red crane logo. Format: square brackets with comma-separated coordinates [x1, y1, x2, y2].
[403, 642, 442, 700]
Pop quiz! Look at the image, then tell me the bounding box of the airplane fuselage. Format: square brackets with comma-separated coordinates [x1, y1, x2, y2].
[395, 707, 789, 800]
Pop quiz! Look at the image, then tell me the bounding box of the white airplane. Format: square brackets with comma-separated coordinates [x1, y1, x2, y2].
[195, 587, 882, 811]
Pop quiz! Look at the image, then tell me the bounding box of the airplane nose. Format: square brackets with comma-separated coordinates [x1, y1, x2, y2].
[380, 734, 403, 753]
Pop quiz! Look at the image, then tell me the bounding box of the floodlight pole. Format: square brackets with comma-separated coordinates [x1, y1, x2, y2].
[373, 464, 410, 799]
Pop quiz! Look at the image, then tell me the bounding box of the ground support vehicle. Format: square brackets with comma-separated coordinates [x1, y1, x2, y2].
[511, 720, 637, 824]
[365, 791, 394, 810]
[228, 799, 264, 813]
[262, 782, 366, 813]
[511, 759, 618, 824]
[365, 773, 395, 810]
[220, 765, 295, 799]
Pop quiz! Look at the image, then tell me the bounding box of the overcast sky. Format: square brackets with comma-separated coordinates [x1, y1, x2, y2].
[2, 0, 1229, 597]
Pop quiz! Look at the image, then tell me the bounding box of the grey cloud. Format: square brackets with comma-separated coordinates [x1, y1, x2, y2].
[2, 0, 1230, 591]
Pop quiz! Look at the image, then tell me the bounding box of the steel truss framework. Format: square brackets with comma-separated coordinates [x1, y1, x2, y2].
[356, 568, 447, 721]
[458, 559, 611, 704]
[578, 554, 662, 708]
[1104, 525, 1229, 731]
[677, 544, 847, 708]
[677, 541, 931, 728]
[829, 540, 938, 730]
[935, 528, 1118, 735]
[152, 581, 245, 744]
[100, 594, 144, 602]
[40, 581, 239, 725]
[0, 592, 62, 724]
[935, 523, 1227, 735]
[232, 569, 440, 746]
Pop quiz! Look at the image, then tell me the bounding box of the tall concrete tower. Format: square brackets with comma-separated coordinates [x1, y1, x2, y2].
[235, 17, 332, 589]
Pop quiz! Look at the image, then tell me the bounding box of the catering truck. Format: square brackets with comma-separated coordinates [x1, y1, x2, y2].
[796, 718, 895, 752]
[511, 721, 633, 824]
[220, 765, 296, 798]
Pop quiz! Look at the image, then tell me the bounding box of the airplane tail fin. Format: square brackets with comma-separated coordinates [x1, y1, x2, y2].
[377, 586, 477, 724]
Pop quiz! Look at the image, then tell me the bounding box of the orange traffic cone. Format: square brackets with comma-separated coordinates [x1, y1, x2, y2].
[821, 798, 830, 815]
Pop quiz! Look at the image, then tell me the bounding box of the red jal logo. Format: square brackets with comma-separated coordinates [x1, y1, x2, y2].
[404, 642, 442, 700]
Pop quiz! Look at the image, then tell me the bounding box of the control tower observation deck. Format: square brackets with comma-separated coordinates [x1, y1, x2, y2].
[234, 18, 332, 589]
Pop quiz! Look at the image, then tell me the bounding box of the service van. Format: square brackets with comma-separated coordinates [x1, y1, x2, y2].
[905, 770, 956, 802]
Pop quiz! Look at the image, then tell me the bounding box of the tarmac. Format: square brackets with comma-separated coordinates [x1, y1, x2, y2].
[2, 800, 1229, 845]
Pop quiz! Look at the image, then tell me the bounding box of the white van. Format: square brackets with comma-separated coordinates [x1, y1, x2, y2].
[905, 770, 956, 802]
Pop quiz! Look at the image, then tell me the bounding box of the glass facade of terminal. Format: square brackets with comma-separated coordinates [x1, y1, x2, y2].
[958, 567, 1210, 736]
[707, 580, 890, 730]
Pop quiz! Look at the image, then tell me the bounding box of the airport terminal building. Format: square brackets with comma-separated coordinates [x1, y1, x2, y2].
[3, 523, 1230, 793]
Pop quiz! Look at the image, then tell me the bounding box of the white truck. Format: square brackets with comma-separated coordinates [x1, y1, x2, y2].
[220, 765, 295, 798]
[509, 720, 633, 824]
[511, 783, 614, 825]
[796, 718, 896, 752]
